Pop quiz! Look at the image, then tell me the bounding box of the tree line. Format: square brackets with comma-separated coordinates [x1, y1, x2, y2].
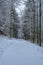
[0, 0, 41, 46]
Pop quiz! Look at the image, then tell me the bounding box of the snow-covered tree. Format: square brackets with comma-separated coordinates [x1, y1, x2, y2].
[0, 0, 7, 34]
[10, 0, 19, 38]
[23, 0, 36, 41]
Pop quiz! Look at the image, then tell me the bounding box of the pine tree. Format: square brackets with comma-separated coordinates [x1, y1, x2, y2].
[0, 0, 7, 35]
[10, 0, 19, 38]
[32, 0, 36, 43]
[23, 0, 36, 42]
[39, 0, 41, 46]
[23, 0, 32, 40]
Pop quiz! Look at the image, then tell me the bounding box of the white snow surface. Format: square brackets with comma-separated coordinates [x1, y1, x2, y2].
[0, 36, 43, 65]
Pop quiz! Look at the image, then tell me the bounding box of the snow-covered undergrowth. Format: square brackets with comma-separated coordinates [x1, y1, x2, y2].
[0, 36, 43, 65]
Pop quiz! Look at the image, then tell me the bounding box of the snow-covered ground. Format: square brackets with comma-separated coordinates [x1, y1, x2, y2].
[0, 36, 43, 65]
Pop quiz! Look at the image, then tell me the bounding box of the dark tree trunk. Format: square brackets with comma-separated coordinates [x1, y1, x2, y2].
[39, 0, 41, 46]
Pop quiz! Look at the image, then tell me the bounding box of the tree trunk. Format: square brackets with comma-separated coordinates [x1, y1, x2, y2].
[39, 0, 41, 46]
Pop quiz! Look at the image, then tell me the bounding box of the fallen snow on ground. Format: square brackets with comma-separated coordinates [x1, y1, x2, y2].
[0, 36, 43, 65]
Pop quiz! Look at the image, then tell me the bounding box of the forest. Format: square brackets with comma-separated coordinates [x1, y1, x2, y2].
[0, 0, 43, 46]
[0, 0, 43, 65]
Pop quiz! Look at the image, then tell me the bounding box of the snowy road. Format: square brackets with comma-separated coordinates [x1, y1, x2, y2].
[0, 36, 43, 65]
